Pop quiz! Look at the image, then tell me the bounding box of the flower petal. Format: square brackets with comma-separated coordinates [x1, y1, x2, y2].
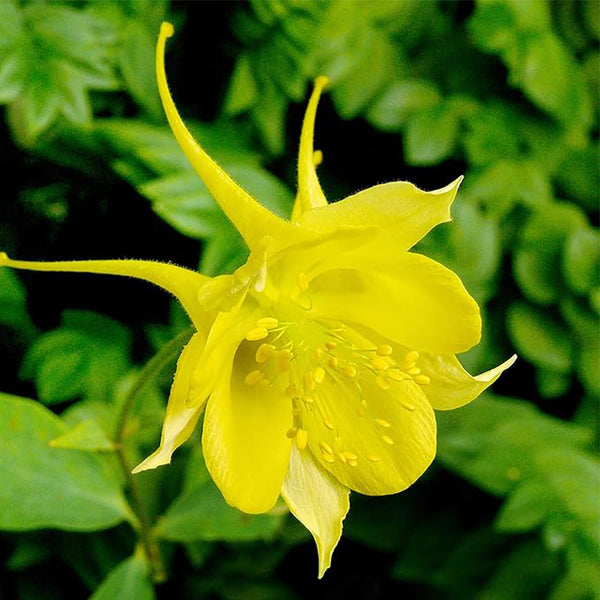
[297, 177, 463, 250]
[0, 253, 209, 331]
[309, 251, 481, 354]
[281, 445, 350, 578]
[132, 333, 207, 473]
[202, 339, 292, 514]
[302, 369, 436, 496]
[157, 23, 297, 251]
[291, 76, 329, 221]
[419, 353, 518, 410]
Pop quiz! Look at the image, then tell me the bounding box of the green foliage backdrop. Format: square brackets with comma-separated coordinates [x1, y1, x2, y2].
[0, 1, 598, 599]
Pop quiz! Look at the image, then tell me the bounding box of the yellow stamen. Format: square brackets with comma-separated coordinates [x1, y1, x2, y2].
[415, 374, 431, 385]
[343, 451, 358, 462]
[405, 350, 420, 363]
[376, 375, 390, 390]
[303, 371, 315, 391]
[376, 344, 393, 356]
[382, 435, 395, 445]
[366, 453, 381, 462]
[343, 365, 357, 378]
[286, 427, 298, 439]
[387, 370, 405, 381]
[255, 343, 276, 363]
[323, 418, 334, 431]
[316, 347, 324, 360]
[314, 366, 325, 384]
[371, 357, 389, 371]
[337, 452, 347, 464]
[321, 453, 335, 464]
[327, 356, 338, 369]
[245, 327, 268, 341]
[325, 341, 337, 350]
[295, 429, 308, 450]
[244, 370, 263, 386]
[375, 418, 391, 428]
[286, 384, 298, 397]
[302, 396, 314, 404]
[319, 441, 333, 455]
[276, 349, 293, 372]
[256, 316, 279, 330]
[407, 367, 421, 375]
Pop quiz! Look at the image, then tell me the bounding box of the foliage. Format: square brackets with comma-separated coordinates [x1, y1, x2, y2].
[0, 1, 597, 599]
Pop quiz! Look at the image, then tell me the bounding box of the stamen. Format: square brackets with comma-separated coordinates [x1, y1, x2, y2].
[321, 453, 335, 464]
[255, 343, 276, 363]
[303, 371, 315, 391]
[337, 452, 347, 464]
[376, 344, 393, 356]
[376, 375, 390, 390]
[319, 441, 333, 455]
[415, 374, 431, 385]
[407, 367, 421, 375]
[297, 272, 309, 292]
[286, 427, 298, 439]
[405, 350, 420, 363]
[375, 418, 391, 428]
[244, 370, 263, 385]
[327, 356, 338, 369]
[371, 357, 389, 371]
[245, 327, 269, 341]
[325, 341, 337, 350]
[323, 418, 334, 430]
[366, 453, 381, 462]
[295, 429, 308, 450]
[343, 451, 358, 462]
[343, 365, 357, 378]
[382, 435, 395, 445]
[313, 366, 325, 384]
[387, 370, 405, 382]
[256, 317, 279, 329]
[276, 349, 293, 372]
[286, 384, 298, 397]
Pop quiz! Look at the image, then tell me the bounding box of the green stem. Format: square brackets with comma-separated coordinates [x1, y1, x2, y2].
[114, 326, 194, 583]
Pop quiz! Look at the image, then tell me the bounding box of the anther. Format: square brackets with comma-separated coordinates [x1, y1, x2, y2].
[255, 343, 276, 363]
[302, 396, 314, 404]
[343, 365, 357, 378]
[407, 367, 421, 375]
[387, 370, 405, 381]
[319, 441, 333, 455]
[415, 374, 431, 385]
[276, 349, 293, 372]
[337, 452, 347, 464]
[295, 429, 308, 450]
[292, 408, 302, 416]
[382, 435, 395, 445]
[245, 327, 268, 342]
[371, 357, 389, 371]
[376, 375, 390, 390]
[327, 356, 338, 369]
[343, 451, 358, 462]
[400, 400, 417, 411]
[303, 371, 315, 391]
[314, 367, 325, 384]
[286, 427, 298, 439]
[376, 345, 393, 356]
[323, 418, 334, 431]
[321, 453, 335, 464]
[244, 370, 263, 386]
[375, 418, 391, 428]
[405, 350, 420, 363]
[325, 341, 337, 350]
[285, 384, 298, 397]
[366, 453, 381, 462]
[256, 317, 279, 330]
[297, 272, 309, 292]
[316, 347, 324, 360]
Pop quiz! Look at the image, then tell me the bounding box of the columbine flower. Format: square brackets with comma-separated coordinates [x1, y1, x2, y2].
[1, 23, 515, 577]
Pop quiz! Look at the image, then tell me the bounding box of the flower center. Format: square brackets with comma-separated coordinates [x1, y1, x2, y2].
[241, 272, 430, 467]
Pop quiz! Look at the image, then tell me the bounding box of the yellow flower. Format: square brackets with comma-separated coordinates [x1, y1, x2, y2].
[0, 22, 515, 577]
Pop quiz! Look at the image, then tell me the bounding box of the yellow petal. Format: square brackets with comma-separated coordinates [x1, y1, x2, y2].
[302, 370, 437, 495]
[309, 251, 481, 354]
[419, 353, 517, 411]
[202, 338, 292, 514]
[291, 76, 329, 222]
[0, 253, 209, 332]
[297, 177, 463, 250]
[132, 333, 207, 473]
[157, 23, 296, 250]
[281, 445, 350, 578]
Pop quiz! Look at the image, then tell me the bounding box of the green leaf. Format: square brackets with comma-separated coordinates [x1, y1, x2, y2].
[155, 478, 283, 543]
[562, 227, 600, 296]
[367, 79, 441, 131]
[21, 310, 131, 405]
[0, 393, 131, 531]
[0, 268, 36, 337]
[496, 480, 554, 532]
[404, 102, 460, 165]
[89, 552, 155, 600]
[50, 420, 115, 452]
[223, 52, 258, 116]
[507, 302, 573, 372]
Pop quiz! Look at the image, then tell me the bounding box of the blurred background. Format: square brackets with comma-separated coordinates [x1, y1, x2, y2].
[0, 1, 598, 599]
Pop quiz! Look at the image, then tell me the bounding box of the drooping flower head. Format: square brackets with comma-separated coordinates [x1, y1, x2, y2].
[0, 22, 515, 577]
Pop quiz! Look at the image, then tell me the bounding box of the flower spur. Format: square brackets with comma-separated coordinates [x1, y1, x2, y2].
[0, 22, 515, 577]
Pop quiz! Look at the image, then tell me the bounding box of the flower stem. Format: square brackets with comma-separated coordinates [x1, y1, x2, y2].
[114, 326, 194, 583]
